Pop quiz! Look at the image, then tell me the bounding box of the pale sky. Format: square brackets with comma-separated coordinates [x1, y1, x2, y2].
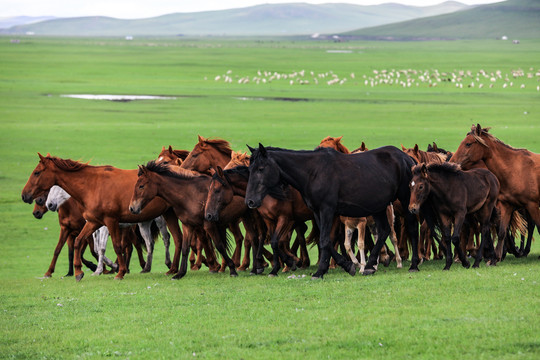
[1, 0, 502, 19]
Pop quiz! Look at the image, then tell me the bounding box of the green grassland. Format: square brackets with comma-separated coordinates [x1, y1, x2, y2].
[1, 36, 540, 359]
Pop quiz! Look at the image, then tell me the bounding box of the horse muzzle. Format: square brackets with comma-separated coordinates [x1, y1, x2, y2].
[205, 212, 219, 222]
[21, 193, 33, 204]
[246, 198, 261, 209]
[33, 210, 44, 219]
[408, 204, 419, 215]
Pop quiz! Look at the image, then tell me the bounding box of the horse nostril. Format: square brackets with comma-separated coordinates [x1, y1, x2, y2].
[205, 213, 213, 221]
[247, 200, 255, 208]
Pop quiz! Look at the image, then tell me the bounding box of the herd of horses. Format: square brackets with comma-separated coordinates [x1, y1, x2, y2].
[21, 124, 540, 281]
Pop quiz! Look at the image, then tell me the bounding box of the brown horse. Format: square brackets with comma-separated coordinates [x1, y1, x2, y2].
[409, 162, 500, 269]
[129, 161, 247, 279]
[155, 146, 190, 165]
[450, 124, 540, 260]
[318, 136, 402, 272]
[21, 154, 184, 280]
[179, 136, 251, 269]
[402, 144, 447, 164]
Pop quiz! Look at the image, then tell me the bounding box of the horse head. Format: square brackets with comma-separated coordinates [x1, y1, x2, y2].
[450, 124, 491, 169]
[245, 143, 282, 209]
[46, 185, 71, 212]
[205, 166, 234, 222]
[129, 164, 158, 215]
[22, 153, 55, 204]
[408, 163, 430, 215]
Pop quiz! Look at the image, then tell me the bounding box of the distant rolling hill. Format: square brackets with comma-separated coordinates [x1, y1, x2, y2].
[0, 2, 470, 37]
[344, 0, 540, 40]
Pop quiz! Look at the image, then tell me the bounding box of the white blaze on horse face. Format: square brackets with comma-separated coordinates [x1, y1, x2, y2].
[158, 156, 164, 162]
[411, 181, 416, 187]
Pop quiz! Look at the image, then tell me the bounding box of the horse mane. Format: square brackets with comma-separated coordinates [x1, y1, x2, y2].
[468, 125, 527, 153]
[213, 165, 250, 185]
[202, 138, 233, 156]
[227, 151, 250, 168]
[172, 149, 190, 160]
[142, 160, 204, 180]
[412, 162, 462, 176]
[47, 156, 90, 171]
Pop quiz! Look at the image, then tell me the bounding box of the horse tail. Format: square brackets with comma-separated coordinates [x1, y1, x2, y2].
[134, 226, 147, 254]
[509, 210, 529, 240]
[150, 220, 160, 243]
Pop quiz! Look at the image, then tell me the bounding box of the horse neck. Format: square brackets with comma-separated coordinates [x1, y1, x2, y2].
[482, 138, 516, 179]
[51, 166, 94, 208]
[425, 172, 454, 203]
[225, 172, 249, 196]
[268, 151, 313, 192]
[152, 172, 208, 207]
[208, 148, 232, 168]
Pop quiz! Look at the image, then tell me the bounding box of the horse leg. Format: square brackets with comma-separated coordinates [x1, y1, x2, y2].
[137, 220, 155, 273]
[364, 212, 391, 275]
[405, 211, 420, 272]
[103, 220, 129, 280]
[495, 203, 513, 261]
[73, 222, 102, 281]
[163, 209, 183, 275]
[238, 233, 252, 271]
[44, 225, 69, 278]
[355, 219, 367, 272]
[386, 205, 402, 269]
[296, 222, 311, 269]
[66, 234, 75, 277]
[155, 216, 172, 269]
[92, 226, 108, 276]
[268, 217, 295, 277]
[450, 215, 470, 269]
[172, 224, 194, 280]
[228, 221, 244, 268]
[441, 221, 453, 271]
[204, 223, 238, 277]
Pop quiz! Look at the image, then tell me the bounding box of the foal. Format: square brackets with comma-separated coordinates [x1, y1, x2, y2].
[408, 163, 500, 269]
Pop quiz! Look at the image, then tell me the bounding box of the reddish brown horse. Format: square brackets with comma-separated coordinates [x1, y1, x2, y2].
[450, 124, 540, 260]
[21, 154, 184, 280]
[409, 162, 500, 269]
[155, 146, 190, 165]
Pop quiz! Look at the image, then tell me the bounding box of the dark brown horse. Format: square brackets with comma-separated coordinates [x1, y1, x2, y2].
[408, 162, 500, 269]
[129, 161, 247, 279]
[21, 154, 184, 280]
[450, 124, 540, 260]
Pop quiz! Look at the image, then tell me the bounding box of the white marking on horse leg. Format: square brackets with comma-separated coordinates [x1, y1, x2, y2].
[138, 221, 154, 272]
[155, 216, 171, 266]
[344, 226, 359, 268]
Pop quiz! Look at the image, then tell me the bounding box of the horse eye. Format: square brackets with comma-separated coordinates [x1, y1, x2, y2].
[162, 161, 169, 165]
[258, 167, 264, 172]
[139, 185, 144, 190]
[33, 171, 41, 177]
[465, 143, 472, 148]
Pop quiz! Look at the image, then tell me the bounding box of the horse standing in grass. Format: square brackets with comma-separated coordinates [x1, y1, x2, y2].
[21, 154, 183, 280]
[408, 162, 501, 269]
[450, 124, 540, 260]
[245, 144, 420, 278]
[317, 136, 402, 272]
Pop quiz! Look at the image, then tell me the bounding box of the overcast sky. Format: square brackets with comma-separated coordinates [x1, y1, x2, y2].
[2, 0, 502, 19]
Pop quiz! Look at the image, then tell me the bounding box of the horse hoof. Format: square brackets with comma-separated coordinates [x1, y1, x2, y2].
[75, 273, 84, 282]
[230, 273, 238, 278]
[362, 268, 376, 276]
[43, 274, 52, 278]
[140, 269, 150, 274]
[114, 275, 124, 280]
[171, 274, 184, 280]
[408, 266, 420, 273]
[238, 266, 248, 271]
[348, 266, 356, 276]
[463, 261, 471, 269]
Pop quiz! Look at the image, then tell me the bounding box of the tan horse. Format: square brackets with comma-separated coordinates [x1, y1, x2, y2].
[450, 124, 540, 260]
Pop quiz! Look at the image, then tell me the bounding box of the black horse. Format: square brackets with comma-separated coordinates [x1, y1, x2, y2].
[245, 144, 420, 279]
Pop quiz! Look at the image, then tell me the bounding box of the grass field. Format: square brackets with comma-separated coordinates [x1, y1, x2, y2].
[1, 36, 540, 359]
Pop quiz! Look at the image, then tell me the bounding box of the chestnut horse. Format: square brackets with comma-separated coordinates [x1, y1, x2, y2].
[450, 124, 540, 260]
[317, 136, 402, 272]
[21, 154, 183, 280]
[408, 162, 500, 269]
[130, 161, 247, 279]
[245, 144, 420, 278]
[155, 146, 190, 165]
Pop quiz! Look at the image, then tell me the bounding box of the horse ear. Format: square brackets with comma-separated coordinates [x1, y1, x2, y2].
[168, 145, 173, 154]
[476, 124, 482, 135]
[247, 144, 256, 154]
[414, 144, 419, 153]
[433, 142, 439, 151]
[401, 144, 406, 151]
[38, 152, 46, 161]
[137, 165, 146, 176]
[336, 136, 343, 142]
[421, 164, 428, 178]
[258, 143, 267, 156]
[216, 166, 225, 178]
[198, 135, 206, 145]
[360, 142, 366, 151]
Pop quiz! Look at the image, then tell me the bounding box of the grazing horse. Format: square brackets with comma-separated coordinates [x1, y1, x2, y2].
[317, 136, 402, 272]
[245, 144, 420, 278]
[21, 154, 183, 280]
[450, 124, 540, 260]
[129, 161, 244, 279]
[408, 162, 500, 269]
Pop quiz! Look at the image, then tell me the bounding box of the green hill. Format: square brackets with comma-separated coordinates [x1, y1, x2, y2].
[343, 0, 540, 40]
[0, 2, 470, 37]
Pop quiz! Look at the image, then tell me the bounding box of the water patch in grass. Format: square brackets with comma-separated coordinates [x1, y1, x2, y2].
[60, 94, 177, 102]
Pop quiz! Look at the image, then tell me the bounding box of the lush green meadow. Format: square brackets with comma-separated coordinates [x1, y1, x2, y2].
[1, 36, 539, 359]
